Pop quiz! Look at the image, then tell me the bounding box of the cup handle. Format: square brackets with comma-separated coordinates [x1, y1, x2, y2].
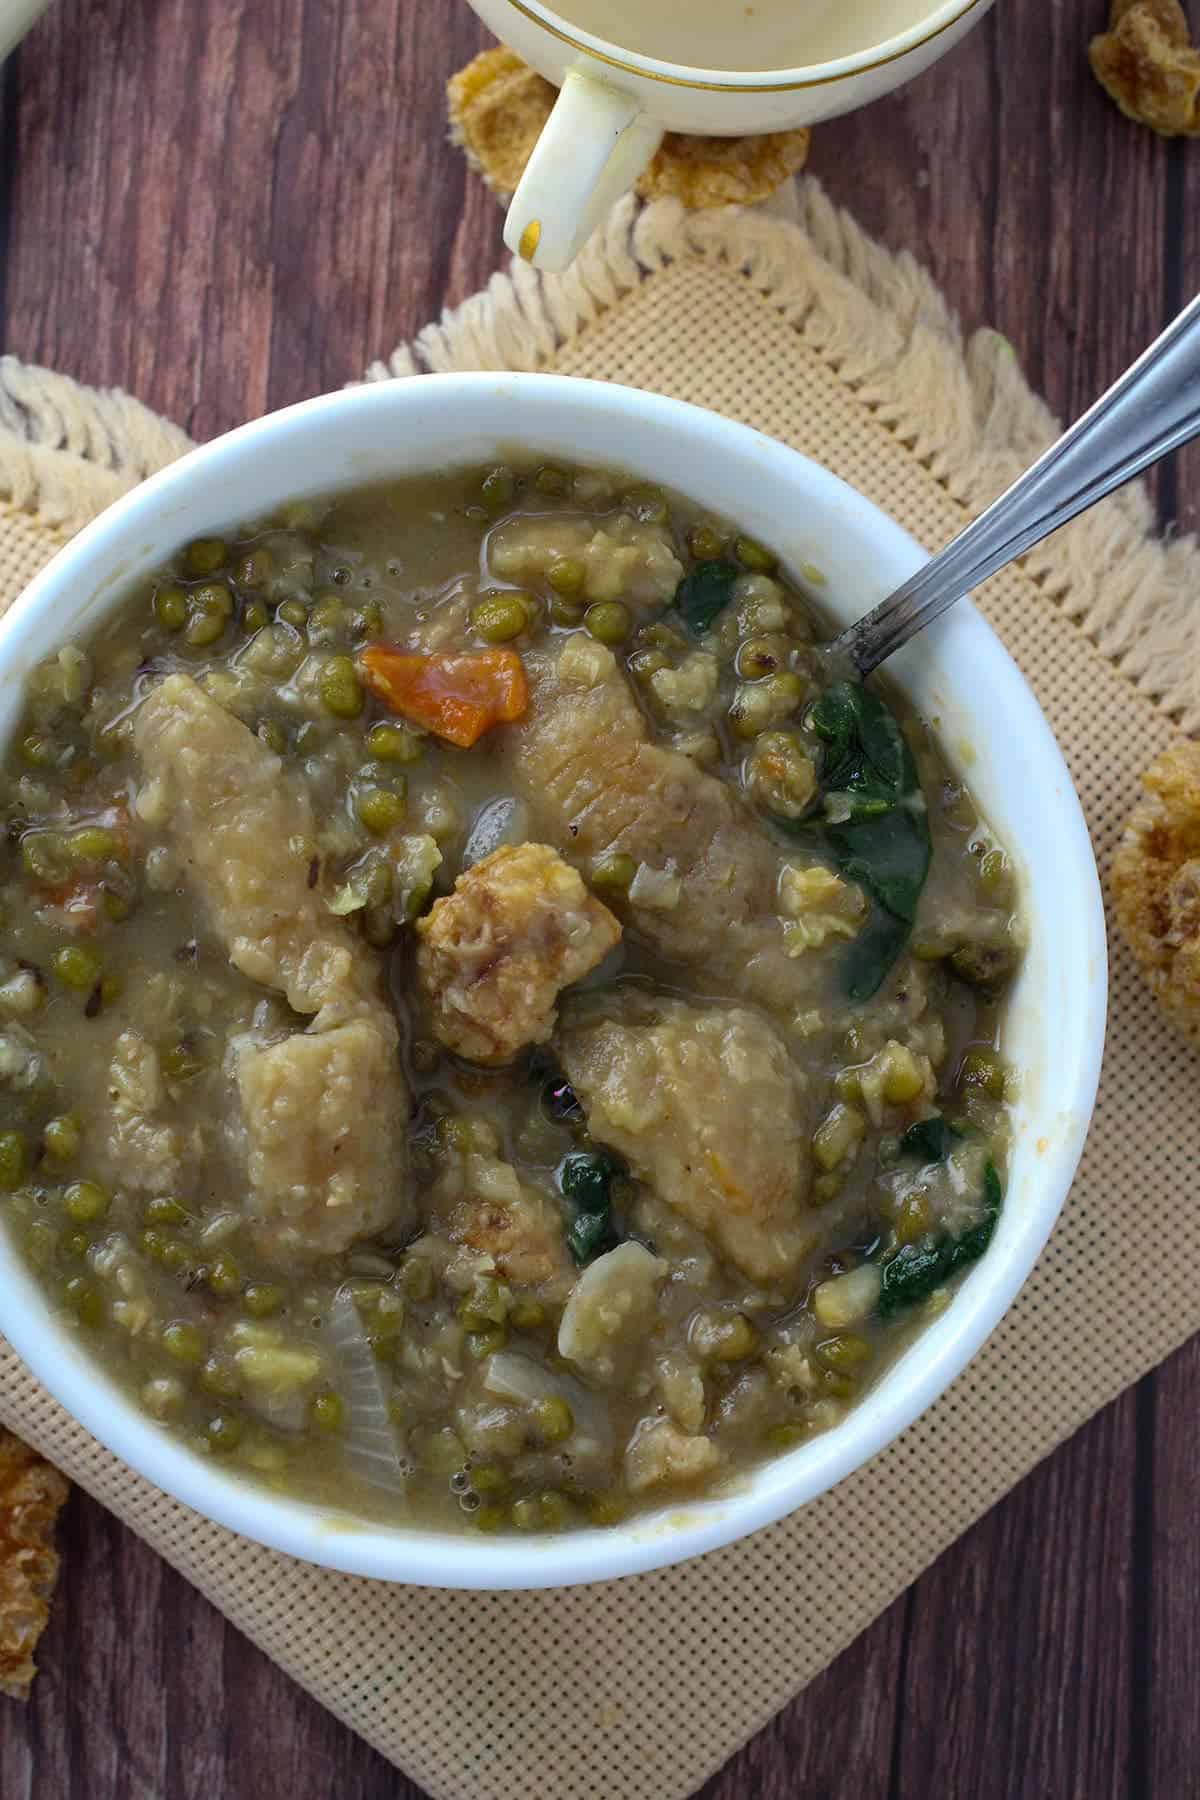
[504, 70, 663, 272]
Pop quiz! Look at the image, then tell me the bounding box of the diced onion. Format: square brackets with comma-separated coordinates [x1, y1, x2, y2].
[482, 1350, 565, 1407]
[628, 862, 682, 910]
[482, 1351, 611, 1467]
[327, 1288, 408, 1492]
[462, 797, 532, 868]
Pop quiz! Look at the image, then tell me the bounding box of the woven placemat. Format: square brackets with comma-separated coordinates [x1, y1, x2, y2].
[1, 182, 1198, 1798]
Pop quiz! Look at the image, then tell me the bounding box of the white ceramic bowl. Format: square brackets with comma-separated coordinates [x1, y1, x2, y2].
[0, 375, 1106, 1588]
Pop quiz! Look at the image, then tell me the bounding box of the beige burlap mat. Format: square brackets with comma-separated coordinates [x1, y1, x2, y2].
[1, 182, 1198, 1796]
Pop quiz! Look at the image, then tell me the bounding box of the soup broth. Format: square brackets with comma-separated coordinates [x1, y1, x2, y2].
[0, 463, 1021, 1534]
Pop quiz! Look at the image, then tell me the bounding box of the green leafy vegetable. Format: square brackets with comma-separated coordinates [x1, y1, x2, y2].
[675, 560, 739, 634]
[878, 1238, 946, 1314]
[825, 807, 930, 923]
[558, 1149, 621, 1266]
[565, 1208, 616, 1265]
[777, 680, 932, 1000]
[811, 681, 914, 802]
[841, 911, 912, 1006]
[899, 1116, 962, 1162]
[878, 1154, 1003, 1316]
[948, 1161, 1003, 1268]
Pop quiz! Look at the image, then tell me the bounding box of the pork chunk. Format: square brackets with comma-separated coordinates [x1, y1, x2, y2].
[450, 1186, 569, 1289]
[425, 1151, 572, 1291]
[625, 1418, 723, 1494]
[135, 675, 412, 1256]
[557, 993, 811, 1285]
[488, 513, 683, 608]
[97, 1031, 183, 1197]
[133, 673, 373, 1024]
[503, 641, 776, 963]
[235, 1019, 410, 1260]
[416, 842, 621, 1064]
[502, 640, 837, 1018]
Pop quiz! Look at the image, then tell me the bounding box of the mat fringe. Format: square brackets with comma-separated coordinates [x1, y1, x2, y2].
[1, 182, 1196, 727]
[0, 354, 192, 537]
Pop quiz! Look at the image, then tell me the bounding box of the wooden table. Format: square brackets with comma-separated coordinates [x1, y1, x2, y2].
[1, 2, 1198, 1794]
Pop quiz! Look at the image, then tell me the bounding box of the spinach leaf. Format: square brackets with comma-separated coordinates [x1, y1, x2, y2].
[808, 682, 863, 788]
[857, 689, 914, 795]
[780, 680, 932, 1000]
[899, 1116, 962, 1162]
[810, 682, 916, 801]
[944, 1160, 1003, 1272]
[675, 560, 739, 633]
[878, 1156, 1003, 1316]
[824, 806, 930, 923]
[878, 1238, 948, 1315]
[558, 1149, 621, 1266]
[565, 1207, 617, 1266]
[842, 909, 912, 1005]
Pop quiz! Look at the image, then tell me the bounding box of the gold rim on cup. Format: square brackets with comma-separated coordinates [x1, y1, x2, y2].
[503, 0, 988, 94]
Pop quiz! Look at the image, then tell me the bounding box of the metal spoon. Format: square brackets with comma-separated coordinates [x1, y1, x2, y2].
[831, 292, 1200, 677]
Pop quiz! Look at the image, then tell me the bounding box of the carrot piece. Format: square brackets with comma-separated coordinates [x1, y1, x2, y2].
[37, 879, 100, 932]
[358, 647, 529, 748]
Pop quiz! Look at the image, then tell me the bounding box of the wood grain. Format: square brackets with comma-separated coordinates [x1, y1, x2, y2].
[892, 1394, 1139, 1800]
[1, 0, 1198, 1794]
[1140, 1335, 1200, 1798]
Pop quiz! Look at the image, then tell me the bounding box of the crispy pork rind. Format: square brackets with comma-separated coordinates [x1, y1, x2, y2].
[1090, 0, 1200, 137]
[1111, 740, 1200, 1044]
[0, 1430, 69, 1699]
[447, 46, 809, 207]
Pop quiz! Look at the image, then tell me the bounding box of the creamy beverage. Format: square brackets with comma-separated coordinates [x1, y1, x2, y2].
[547, 0, 945, 69]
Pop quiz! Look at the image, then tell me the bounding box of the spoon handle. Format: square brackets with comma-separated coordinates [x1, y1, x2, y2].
[833, 291, 1200, 677]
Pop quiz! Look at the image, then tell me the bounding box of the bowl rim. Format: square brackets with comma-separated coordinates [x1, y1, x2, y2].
[0, 373, 1107, 1588]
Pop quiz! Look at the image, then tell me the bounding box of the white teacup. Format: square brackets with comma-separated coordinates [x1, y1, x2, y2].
[0, 0, 52, 60]
[466, 0, 993, 270]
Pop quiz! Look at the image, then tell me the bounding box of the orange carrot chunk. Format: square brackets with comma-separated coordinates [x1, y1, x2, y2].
[359, 647, 529, 749]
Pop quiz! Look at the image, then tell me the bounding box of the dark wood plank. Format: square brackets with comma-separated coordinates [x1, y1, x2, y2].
[697, 1602, 908, 1800]
[1, 0, 503, 440]
[1166, 134, 1200, 537]
[2, 0, 1199, 1794]
[2, 1482, 423, 1800]
[1142, 1337, 1200, 1797]
[7, 1488, 171, 1800]
[890, 1392, 1139, 1800]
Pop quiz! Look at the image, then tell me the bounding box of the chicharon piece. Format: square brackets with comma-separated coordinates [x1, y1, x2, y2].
[133, 672, 379, 1024]
[1090, 0, 1200, 136]
[135, 674, 412, 1255]
[235, 1018, 411, 1261]
[1112, 738, 1200, 1044]
[557, 991, 811, 1285]
[416, 841, 621, 1065]
[0, 1430, 69, 1700]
